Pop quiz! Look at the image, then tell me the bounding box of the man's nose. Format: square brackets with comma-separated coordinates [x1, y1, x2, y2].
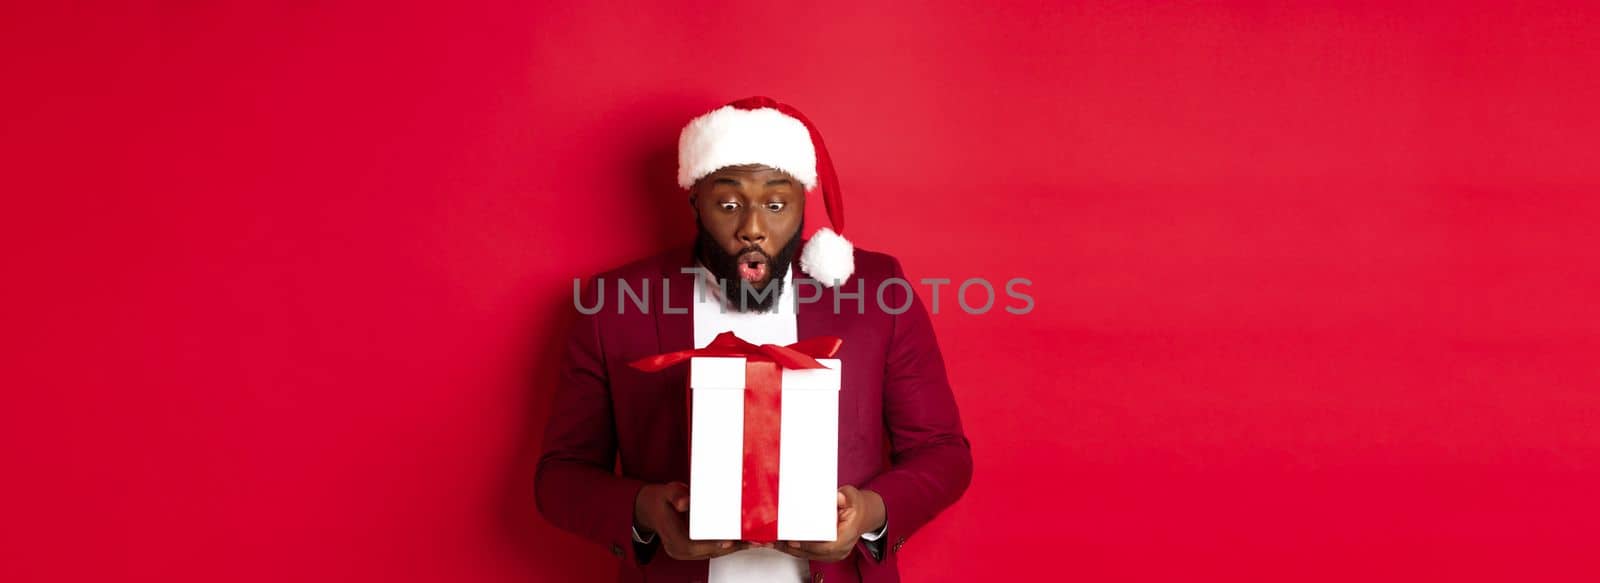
[737, 212, 766, 246]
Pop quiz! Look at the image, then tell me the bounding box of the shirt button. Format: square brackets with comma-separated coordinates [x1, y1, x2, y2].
[893, 537, 905, 552]
[610, 543, 625, 558]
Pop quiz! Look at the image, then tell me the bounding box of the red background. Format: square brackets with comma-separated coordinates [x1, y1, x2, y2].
[4, 2, 1599, 581]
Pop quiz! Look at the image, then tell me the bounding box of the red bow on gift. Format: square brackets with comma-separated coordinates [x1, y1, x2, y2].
[627, 331, 843, 542]
[627, 331, 842, 372]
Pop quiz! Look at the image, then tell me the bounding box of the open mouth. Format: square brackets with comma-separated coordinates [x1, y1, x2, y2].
[735, 251, 769, 283]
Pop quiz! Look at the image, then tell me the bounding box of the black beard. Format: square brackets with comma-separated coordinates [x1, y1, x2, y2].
[693, 217, 803, 313]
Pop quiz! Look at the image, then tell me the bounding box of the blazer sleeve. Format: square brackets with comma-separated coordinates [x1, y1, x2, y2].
[860, 257, 974, 563]
[534, 277, 651, 565]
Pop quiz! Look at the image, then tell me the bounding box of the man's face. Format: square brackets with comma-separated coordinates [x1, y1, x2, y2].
[691, 164, 806, 308]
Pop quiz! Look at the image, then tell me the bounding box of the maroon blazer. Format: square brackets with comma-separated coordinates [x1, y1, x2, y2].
[535, 243, 972, 583]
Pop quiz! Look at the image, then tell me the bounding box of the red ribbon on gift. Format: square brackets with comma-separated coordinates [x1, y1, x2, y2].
[627, 331, 842, 542]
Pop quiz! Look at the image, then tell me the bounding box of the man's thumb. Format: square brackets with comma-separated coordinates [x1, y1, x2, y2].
[837, 484, 861, 508]
[665, 482, 691, 512]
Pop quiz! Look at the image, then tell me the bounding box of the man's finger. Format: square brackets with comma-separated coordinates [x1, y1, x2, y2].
[669, 539, 732, 560]
[781, 540, 847, 561]
[777, 541, 824, 560]
[694, 540, 745, 559]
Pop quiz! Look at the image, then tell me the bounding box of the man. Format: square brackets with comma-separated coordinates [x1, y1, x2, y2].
[536, 96, 971, 583]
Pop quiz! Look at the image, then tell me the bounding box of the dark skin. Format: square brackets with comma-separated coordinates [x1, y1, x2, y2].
[693, 164, 804, 289]
[632, 164, 888, 563]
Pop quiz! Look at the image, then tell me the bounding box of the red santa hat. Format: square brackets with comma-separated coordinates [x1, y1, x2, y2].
[678, 96, 854, 287]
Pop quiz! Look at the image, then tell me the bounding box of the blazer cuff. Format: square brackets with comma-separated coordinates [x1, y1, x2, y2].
[861, 472, 935, 562]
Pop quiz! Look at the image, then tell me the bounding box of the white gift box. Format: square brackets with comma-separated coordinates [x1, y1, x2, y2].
[687, 355, 841, 542]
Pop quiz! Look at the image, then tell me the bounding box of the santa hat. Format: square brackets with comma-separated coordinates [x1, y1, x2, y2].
[678, 96, 854, 287]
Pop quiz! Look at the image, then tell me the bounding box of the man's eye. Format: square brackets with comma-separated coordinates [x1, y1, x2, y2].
[766, 202, 785, 212]
[720, 202, 739, 211]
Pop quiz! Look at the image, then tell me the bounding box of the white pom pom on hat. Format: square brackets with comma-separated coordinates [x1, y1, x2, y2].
[678, 96, 855, 287]
[798, 224, 854, 287]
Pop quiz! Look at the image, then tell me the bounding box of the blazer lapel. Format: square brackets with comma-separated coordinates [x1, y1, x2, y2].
[654, 245, 696, 354]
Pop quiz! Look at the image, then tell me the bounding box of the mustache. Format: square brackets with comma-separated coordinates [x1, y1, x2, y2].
[693, 217, 804, 276]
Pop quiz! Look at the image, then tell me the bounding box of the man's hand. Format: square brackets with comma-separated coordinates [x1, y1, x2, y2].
[633, 482, 747, 561]
[769, 485, 886, 563]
